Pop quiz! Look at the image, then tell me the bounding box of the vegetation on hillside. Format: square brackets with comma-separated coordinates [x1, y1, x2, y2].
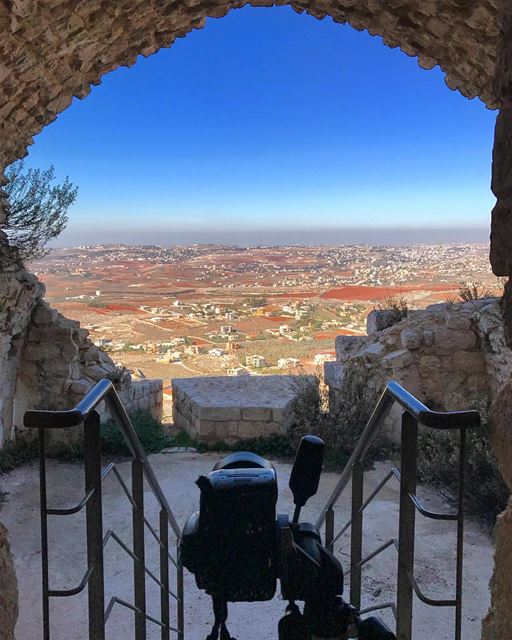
[458, 281, 493, 302]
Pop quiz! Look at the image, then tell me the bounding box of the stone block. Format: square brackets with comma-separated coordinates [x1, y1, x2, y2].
[335, 335, 366, 360]
[453, 350, 486, 372]
[490, 196, 512, 276]
[241, 407, 272, 421]
[366, 309, 403, 335]
[172, 375, 311, 442]
[22, 342, 60, 361]
[360, 341, 387, 360]
[33, 304, 57, 326]
[323, 361, 345, 389]
[433, 327, 477, 351]
[200, 406, 241, 421]
[238, 420, 280, 439]
[381, 349, 413, 369]
[445, 314, 471, 331]
[400, 329, 422, 350]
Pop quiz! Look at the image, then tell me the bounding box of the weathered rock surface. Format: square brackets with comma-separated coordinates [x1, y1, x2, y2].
[482, 382, 512, 640]
[329, 300, 507, 418]
[0, 522, 17, 640]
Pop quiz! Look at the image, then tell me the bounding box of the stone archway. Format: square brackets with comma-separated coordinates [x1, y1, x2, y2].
[1, 2, 512, 639]
[0, 0, 502, 172]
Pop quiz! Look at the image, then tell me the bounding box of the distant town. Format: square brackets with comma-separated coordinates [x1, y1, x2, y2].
[34, 243, 499, 388]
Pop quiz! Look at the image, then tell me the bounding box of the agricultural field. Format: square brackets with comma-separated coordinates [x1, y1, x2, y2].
[33, 243, 498, 384]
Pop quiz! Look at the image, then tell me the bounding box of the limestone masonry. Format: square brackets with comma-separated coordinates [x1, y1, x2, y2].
[326, 299, 509, 437]
[0, 263, 163, 449]
[172, 375, 314, 442]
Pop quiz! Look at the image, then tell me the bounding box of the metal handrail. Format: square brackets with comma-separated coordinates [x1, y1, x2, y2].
[316, 380, 479, 528]
[24, 378, 181, 537]
[24, 379, 184, 640]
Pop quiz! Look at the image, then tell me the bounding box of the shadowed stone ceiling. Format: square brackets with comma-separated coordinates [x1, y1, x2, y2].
[0, 0, 501, 171]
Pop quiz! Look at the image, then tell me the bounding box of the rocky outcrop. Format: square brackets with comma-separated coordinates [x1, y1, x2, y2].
[0, 523, 17, 640]
[483, 383, 512, 640]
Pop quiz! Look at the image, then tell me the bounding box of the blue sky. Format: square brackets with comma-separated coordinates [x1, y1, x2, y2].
[24, 5, 497, 245]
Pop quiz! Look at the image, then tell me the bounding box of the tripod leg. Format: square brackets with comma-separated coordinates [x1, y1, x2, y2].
[210, 598, 236, 640]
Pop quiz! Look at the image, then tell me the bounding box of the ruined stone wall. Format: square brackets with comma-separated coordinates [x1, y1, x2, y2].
[326, 299, 508, 435]
[0, 265, 163, 448]
[14, 298, 164, 447]
[115, 378, 163, 424]
[325, 298, 512, 638]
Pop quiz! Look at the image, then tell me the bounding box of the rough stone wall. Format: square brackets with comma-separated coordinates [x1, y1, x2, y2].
[0, 0, 501, 175]
[0, 256, 43, 443]
[0, 264, 163, 448]
[325, 298, 512, 640]
[115, 378, 163, 424]
[15, 298, 163, 447]
[481, 7, 512, 637]
[327, 299, 504, 419]
[0, 523, 17, 640]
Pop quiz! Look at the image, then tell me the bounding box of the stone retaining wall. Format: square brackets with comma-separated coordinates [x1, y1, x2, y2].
[172, 375, 314, 443]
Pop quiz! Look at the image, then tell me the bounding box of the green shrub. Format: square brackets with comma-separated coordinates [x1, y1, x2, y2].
[417, 423, 509, 525]
[289, 367, 393, 470]
[377, 295, 410, 321]
[0, 439, 39, 473]
[458, 281, 492, 302]
[101, 411, 172, 455]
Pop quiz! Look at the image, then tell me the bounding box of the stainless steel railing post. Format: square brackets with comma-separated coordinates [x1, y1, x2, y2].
[325, 506, 335, 553]
[38, 428, 51, 640]
[132, 457, 147, 640]
[396, 412, 418, 640]
[177, 541, 184, 640]
[350, 460, 364, 609]
[84, 411, 106, 640]
[455, 428, 467, 640]
[160, 509, 170, 640]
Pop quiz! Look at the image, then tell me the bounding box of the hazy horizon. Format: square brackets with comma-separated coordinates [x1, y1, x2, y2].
[49, 224, 489, 248]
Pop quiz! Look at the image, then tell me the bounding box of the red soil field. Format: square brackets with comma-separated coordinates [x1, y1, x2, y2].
[321, 284, 458, 301]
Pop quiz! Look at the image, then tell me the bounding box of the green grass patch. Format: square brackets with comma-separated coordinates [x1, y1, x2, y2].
[101, 410, 173, 455]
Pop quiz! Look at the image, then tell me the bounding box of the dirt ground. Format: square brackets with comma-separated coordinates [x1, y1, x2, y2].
[0, 452, 493, 640]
